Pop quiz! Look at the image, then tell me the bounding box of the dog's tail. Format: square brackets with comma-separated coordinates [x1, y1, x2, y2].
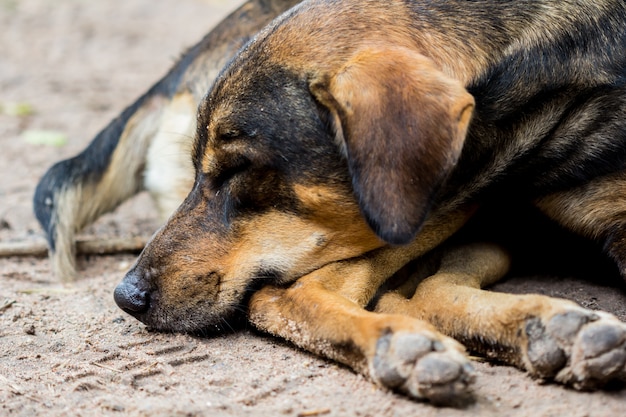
[33, 72, 181, 280]
[33, 0, 300, 280]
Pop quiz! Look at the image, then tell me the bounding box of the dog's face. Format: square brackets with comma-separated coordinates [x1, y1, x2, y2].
[115, 60, 385, 332]
[114, 7, 475, 332]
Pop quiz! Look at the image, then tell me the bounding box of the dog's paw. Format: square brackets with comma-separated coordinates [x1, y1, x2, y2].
[525, 309, 626, 389]
[371, 330, 475, 404]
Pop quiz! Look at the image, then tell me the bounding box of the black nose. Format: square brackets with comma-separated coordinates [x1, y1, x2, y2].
[114, 271, 150, 315]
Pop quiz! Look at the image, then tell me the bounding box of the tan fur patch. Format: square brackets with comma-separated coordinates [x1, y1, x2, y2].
[535, 172, 626, 241]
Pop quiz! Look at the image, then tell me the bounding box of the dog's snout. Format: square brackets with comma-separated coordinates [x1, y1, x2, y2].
[114, 270, 150, 315]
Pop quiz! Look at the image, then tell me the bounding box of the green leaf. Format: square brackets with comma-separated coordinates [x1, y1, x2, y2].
[1, 102, 34, 116]
[22, 130, 68, 147]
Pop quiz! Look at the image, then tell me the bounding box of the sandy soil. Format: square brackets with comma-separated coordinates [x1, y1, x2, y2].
[1, 1, 626, 416]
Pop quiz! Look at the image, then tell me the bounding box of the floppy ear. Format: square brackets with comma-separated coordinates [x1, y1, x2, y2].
[310, 46, 474, 245]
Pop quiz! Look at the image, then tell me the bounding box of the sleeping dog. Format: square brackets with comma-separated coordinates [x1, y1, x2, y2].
[35, 0, 626, 404]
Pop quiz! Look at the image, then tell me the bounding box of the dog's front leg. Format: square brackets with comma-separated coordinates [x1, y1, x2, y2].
[374, 243, 626, 390]
[248, 262, 475, 405]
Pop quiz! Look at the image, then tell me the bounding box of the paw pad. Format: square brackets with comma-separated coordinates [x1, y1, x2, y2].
[372, 331, 474, 404]
[526, 310, 626, 389]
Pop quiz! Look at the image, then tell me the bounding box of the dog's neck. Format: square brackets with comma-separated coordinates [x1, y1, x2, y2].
[249, 0, 618, 88]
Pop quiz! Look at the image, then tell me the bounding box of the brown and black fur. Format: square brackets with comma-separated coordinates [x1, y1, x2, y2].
[37, 0, 626, 405]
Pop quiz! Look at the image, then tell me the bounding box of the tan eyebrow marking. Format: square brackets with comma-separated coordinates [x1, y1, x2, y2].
[201, 145, 219, 175]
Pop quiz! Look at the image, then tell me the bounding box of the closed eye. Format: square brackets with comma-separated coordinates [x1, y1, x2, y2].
[220, 129, 243, 141]
[211, 155, 251, 189]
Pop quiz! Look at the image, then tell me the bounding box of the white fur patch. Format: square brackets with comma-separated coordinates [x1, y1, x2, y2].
[144, 92, 196, 219]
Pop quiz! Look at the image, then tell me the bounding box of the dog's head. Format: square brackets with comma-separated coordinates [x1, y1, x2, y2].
[114, 2, 474, 332]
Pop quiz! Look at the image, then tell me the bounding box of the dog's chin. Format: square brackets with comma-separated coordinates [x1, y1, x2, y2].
[135, 303, 246, 336]
[147, 316, 248, 337]
[132, 272, 276, 336]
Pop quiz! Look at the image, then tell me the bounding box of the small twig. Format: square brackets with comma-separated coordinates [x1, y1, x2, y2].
[17, 288, 75, 295]
[297, 409, 331, 417]
[139, 362, 160, 373]
[3, 383, 43, 404]
[90, 362, 122, 373]
[0, 374, 24, 395]
[0, 236, 149, 258]
[75, 236, 149, 255]
[0, 240, 47, 257]
[0, 299, 16, 312]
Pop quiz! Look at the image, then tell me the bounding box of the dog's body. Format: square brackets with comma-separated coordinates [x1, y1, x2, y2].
[35, 0, 626, 404]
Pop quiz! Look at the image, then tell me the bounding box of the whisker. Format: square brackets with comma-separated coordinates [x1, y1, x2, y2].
[220, 317, 236, 333]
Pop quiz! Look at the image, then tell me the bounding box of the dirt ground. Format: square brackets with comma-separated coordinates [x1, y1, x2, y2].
[1, 0, 626, 416]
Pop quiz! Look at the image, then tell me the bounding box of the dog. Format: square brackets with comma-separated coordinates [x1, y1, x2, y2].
[35, 0, 626, 405]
